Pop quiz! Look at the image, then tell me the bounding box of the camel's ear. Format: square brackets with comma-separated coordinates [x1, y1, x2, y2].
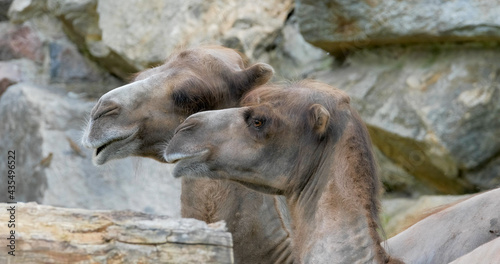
[309, 104, 330, 137]
[244, 63, 274, 87]
[234, 63, 274, 97]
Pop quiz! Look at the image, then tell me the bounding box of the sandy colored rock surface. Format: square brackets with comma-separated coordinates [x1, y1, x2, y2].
[0, 202, 233, 263]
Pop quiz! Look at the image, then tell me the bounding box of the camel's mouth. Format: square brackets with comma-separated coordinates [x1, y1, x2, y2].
[163, 149, 209, 164]
[95, 141, 112, 156]
[92, 132, 136, 165]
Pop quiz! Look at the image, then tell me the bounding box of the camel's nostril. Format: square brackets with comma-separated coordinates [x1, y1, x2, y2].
[174, 120, 198, 135]
[92, 100, 121, 120]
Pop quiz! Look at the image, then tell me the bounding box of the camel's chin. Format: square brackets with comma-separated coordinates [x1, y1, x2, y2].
[171, 160, 213, 179]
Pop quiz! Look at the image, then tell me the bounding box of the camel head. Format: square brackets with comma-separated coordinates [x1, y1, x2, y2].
[164, 81, 364, 196]
[81, 46, 274, 165]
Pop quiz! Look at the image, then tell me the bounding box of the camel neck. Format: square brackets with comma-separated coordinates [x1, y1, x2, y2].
[287, 177, 386, 264]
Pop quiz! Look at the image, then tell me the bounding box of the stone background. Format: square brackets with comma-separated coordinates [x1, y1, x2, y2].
[1, 0, 499, 235]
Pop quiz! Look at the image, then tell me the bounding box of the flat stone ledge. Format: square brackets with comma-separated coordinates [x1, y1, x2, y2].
[296, 0, 500, 54]
[0, 202, 233, 263]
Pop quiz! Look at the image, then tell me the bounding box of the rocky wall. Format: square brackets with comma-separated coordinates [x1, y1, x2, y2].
[298, 0, 500, 194]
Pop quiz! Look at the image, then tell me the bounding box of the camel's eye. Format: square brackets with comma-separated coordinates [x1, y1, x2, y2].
[252, 119, 264, 128]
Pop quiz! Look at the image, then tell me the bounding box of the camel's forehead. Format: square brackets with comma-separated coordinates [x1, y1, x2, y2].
[189, 107, 243, 123]
[101, 73, 170, 104]
[246, 84, 350, 112]
[203, 48, 244, 71]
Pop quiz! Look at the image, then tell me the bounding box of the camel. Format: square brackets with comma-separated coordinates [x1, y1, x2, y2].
[164, 81, 404, 263]
[81, 46, 500, 263]
[384, 187, 500, 263]
[448, 236, 500, 264]
[164, 81, 500, 263]
[81, 46, 294, 264]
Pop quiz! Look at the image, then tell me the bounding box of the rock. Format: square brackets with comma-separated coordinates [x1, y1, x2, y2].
[381, 194, 471, 238]
[0, 59, 45, 98]
[0, 203, 233, 263]
[374, 147, 434, 197]
[97, 0, 293, 71]
[0, 0, 13, 21]
[0, 60, 21, 97]
[7, 23, 43, 62]
[8, 0, 294, 78]
[7, 0, 45, 23]
[0, 21, 43, 62]
[295, 0, 500, 55]
[0, 83, 182, 217]
[255, 11, 333, 80]
[466, 156, 500, 190]
[47, 38, 122, 95]
[1, 13, 123, 96]
[0, 79, 13, 97]
[311, 46, 500, 194]
[49, 41, 95, 82]
[0, 22, 16, 60]
[8, 0, 136, 79]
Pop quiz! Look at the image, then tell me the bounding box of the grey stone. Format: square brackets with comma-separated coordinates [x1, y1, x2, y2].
[466, 156, 500, 190]
[0, 21, 43, 62]
[0, 0, 13, 21]
[0, 59, 46, 97]
[254, 12, 333, 80]
[7, 0, 45, 23]
[8, 0, 294, 78]
[0, 83, 182, 217]
[312, 46, 500, 194]
[96, 0, 293, 69]
[2, 14, 123, 96]
[374, 147, 435, 197]
[296, 0, 500, 55]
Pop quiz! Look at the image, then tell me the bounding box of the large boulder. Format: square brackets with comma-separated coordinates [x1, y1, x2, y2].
[0, 20, 43, 62]
[0, 58, 41, 97]
[374, 146, 434, 197]
[296, 0, 500, 56]
[0, 203, 232, 263]
[0, 14, 122, 97]
[0, 0, 13, 21]
[312, 46, 500, 194]
[0, 83, 182, 217]
[255, 11, 333, 80]
[9, 0, 295, 78]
